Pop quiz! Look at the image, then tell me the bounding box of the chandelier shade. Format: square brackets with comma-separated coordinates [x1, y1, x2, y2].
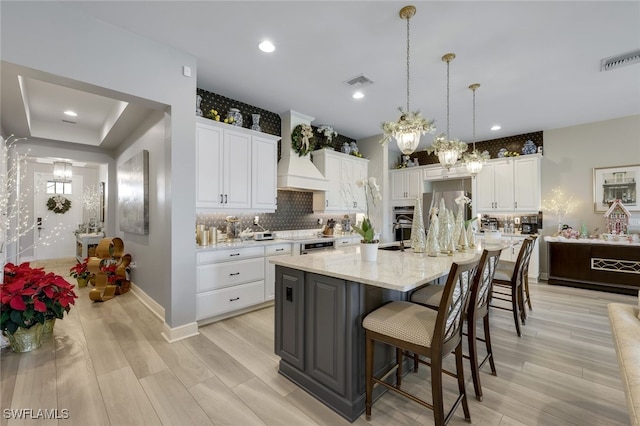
[53, 161, 72, 183]
[380, 5, 435, 155]
[463, 83, 490, 177]
[427, 53, 467, 170]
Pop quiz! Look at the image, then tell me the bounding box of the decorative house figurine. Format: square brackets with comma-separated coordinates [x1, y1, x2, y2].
[604, 199, 631, 234]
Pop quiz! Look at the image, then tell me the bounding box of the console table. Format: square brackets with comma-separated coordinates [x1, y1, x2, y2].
[547, 238, 640, 294]
[76, 233, 105, 262]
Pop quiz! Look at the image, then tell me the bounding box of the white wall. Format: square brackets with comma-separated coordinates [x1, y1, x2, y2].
[539, 114, 640, 275]
[2, 2, 197, 330]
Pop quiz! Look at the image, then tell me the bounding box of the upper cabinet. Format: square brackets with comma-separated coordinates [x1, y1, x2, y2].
[423, 163, 471, 181]
[390, 168, 423, 204]
[472, 154, 541, 213]
[196, 117, 279, 211]
[311, 149, 369, 213]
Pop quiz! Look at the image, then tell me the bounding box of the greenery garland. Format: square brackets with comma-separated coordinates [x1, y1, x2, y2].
[291, 124, 315, 157]
[47, 195, 72, 214]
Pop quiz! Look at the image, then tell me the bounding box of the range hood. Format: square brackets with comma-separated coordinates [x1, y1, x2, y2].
[277, 110, 328, 191]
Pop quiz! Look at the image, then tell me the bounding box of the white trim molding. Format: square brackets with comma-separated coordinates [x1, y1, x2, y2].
[130, 282, 165, 321]
[161, 322, 199, 343]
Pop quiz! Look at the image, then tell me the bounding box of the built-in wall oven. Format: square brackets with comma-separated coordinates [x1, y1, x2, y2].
[393, 206, 414, 242]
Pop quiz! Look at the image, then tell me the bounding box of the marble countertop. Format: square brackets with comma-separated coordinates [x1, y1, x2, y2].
[195, 233, 361, 252]
[269, 241, 510, 292]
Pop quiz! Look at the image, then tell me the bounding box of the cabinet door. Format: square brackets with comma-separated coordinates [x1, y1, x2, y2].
[196, 124, 224, 208]
[390, 170, 407, 202]
[252, 135, 278, 211]
[494, 160, 515, 210]
[275, 267, 305, 370]
[405, 169, 424, 200]
[513, 156, 540, 211]
[341, 157, 356, 210]
[324, 155, 344, 210]
[474, 163, 495, 211]
[352, 160, 368, 212]
[305, 273, 346, 396]
[224, 129, 252, 208]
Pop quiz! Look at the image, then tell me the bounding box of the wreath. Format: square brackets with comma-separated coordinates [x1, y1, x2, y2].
[47, 195, 72, 214]
[291, 124, 315, 157]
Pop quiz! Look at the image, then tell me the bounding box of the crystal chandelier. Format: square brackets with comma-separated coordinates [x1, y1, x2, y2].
[428, 53, 467, 170]
[463, 83, 490, 177]
[380, 5, 435, 155]
[53, 161, 72, 182]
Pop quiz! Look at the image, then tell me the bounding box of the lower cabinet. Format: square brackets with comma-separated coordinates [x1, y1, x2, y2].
[196, 246, 265, 320]
[264, 243, 292, 301]
[275, 267, 305, 370]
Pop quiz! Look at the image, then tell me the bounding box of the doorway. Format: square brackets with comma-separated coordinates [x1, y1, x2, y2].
[33, 172, 83, 260]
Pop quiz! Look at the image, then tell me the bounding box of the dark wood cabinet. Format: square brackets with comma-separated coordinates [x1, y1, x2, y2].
[275, 267, 305, 370]
[548, 241, 640, 294]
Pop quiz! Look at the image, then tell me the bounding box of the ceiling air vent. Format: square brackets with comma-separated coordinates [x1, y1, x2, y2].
[600, 48, 640, 71]
[344, 74, 374, 88]
[61, 119, 77, 124]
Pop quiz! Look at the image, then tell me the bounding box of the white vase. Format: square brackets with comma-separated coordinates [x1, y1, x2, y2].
[360, 242, 379, 262]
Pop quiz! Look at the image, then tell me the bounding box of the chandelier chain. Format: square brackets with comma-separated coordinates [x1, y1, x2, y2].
[446, 58, 450, 138]
[472, 85, 476, 149]
[406, 13, 410, 113]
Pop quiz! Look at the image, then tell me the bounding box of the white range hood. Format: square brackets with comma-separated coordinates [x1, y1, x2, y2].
[277, 110, 328, 191]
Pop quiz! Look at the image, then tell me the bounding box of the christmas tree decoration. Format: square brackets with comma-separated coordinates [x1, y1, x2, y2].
[410, 196, 426, 253]
[426, 207, 440, 257]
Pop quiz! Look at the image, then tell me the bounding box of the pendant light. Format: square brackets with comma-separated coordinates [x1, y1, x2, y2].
[380, 5, 435, 155]
[463, 83, 490, 177]
[53, 161, 72, 183]
[428, 53, 467, 170]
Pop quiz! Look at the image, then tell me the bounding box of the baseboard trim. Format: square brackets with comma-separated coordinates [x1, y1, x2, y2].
[161, 322, 199, 343]
[130, 283, 165, 322]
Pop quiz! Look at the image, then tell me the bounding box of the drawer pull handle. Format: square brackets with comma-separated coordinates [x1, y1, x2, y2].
[275, 248, 284, 252]
[229, 253, 240, 256]
[229, 297, 240, 302]
[229, 272, 240, 276]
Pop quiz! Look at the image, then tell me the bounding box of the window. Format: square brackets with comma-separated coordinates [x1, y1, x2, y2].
[46, 180, 72, 194]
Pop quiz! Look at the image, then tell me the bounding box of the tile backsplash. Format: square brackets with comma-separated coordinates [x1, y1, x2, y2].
[196, 190, 355, 233]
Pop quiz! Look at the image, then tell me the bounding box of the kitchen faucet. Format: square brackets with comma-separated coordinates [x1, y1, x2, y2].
[392, 214, 414, 252]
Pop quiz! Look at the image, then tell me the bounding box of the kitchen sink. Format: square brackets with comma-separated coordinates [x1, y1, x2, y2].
[378, 245, 404, 251]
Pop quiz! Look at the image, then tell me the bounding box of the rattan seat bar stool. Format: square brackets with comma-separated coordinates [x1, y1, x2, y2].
[410, 248, 502, 401]
[363, 258, 480, 425]
[496, 235, 537, 313]
[490, 237, 534, 336]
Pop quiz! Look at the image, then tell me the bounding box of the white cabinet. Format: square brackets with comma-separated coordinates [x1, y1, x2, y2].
[196, 117, 279, 211]
[334, 235, 361, 247]
[251, 135, 278, 211]
[390, 168, 423, 203]
[423, 163, 470, 181]
[264, 243, 292, 301]
[473, 155, 540, 212]
[311, 149, 369, 213]
[499, 235, 539, 283]
[196, 246, 265, 320]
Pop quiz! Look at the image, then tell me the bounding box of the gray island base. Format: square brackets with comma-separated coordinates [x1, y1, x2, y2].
[271, 245, 502, 421]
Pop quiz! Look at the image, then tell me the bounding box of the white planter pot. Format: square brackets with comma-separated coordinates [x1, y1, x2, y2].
[360, 242, 379, 262]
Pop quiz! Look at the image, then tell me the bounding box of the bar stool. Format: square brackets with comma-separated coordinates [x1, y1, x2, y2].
[497, 235, 537, 313]
[410, 248, 502, 401]
[490, 238, 533, 336]
[363, 258, 480, 425]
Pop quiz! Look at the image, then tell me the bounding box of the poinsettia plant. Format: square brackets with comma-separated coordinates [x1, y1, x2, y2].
[99, 261, 125, 286]
[1, 263, 77, 334]
[69, 258, 92, 280]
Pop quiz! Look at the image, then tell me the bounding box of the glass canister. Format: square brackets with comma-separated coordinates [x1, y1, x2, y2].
[225, 216, 240, 241]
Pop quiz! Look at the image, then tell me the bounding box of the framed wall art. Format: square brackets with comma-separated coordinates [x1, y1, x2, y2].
[118, 150, 149, 234]
[593, 164, 639, 212]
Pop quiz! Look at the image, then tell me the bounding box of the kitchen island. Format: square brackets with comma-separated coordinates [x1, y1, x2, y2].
[269, 242, 504, 421]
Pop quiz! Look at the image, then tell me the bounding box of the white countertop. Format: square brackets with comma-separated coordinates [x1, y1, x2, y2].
[195, 233, 361, 252]
[269, 241, 511, 292]
[544, 236, 640, 246]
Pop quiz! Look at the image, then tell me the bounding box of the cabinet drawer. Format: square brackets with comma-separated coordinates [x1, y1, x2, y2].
[265, 244, 292, 256]
[196, 281, 265, 320]
[335, 237, 358, 247]
[198, 257, 265, 292]
[197, 246, 264, 264]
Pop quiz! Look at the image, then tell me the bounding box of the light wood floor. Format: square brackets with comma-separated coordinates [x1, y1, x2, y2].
[1, 258, 634, 426]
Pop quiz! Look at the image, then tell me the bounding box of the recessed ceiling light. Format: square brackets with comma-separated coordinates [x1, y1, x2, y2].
[64, 110, 77, 117]
[352, 91, 364, 99]
[258, 40, 275, 53]
[491, 125, 501, 131]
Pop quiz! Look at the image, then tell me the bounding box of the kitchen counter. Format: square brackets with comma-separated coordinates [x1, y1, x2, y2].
[272, 240, 512, 421]
[196, 233, 361, 252]
[269, 243, 502, 292]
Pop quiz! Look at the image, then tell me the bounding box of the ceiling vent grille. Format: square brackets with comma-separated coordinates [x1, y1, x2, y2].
[600, 49, 640, 71]
[61, 119, 77, 124]
[344, 74, 374, 88]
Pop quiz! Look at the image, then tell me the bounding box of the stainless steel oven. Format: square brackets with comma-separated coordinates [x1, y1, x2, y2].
[300, 240, 335, 254]
[393, 206, 414, 242]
